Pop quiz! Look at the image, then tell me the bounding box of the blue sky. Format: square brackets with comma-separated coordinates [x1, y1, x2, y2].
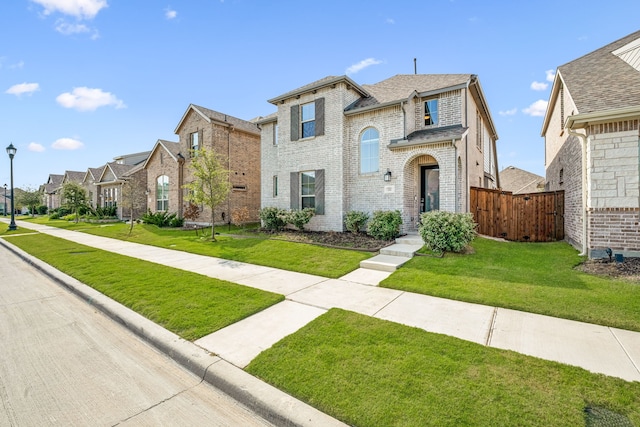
[0, 0, 638, 190]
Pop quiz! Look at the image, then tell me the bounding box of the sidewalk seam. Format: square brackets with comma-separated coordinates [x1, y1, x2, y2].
[609, 327, 640, 376]
[485, 307, 499, 346]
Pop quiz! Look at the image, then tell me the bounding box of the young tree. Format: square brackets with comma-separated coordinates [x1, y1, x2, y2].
[120, 176, 147, 236]
[183, 147, 231, 241]
[61, 181, 87, 223]
[17, 187, 42, 217]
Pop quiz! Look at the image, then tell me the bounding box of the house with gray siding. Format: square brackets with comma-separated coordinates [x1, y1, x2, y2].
[542, 29, 640, 258]
[259, 74, 500, 232]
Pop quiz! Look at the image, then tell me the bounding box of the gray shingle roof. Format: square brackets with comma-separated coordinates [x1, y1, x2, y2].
[158, 139, 181, 159]
[559, 30, 640, 113]
[190, 104, 260, 136]
[349, 74, 473, 111]
[390, 124, 468, 148]
[64, 171, 85, 183]
[268, 75, 368, 105]
[499, 166, 545, 194]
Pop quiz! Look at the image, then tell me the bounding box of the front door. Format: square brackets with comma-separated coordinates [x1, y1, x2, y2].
[420, 165, 439, 213]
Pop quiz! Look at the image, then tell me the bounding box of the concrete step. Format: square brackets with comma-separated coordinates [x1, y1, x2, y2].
[360, 254, 412, 272]
[380, 243, 424, 257]
[395, 235, 424, 246]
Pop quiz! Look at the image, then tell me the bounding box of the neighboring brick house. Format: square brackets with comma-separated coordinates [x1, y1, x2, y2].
[141, 139, 184, 216]
[499, 166, 545, 194]
[259, 74, 499, 232]
[42, 173, 64, 211]
[542, 30, 640, 258]
[82, 166, 105, 208]
[174, 104, 261, 225]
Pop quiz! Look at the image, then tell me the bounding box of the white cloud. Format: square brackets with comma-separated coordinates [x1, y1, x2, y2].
[165, 8, 177, 19]
[386, 18, 395, 24]
[56, 87, 126, 111]
[6, 82, 40, 96]
[530, 81, 548, 91]
[545, 69, 555, 82]
[346, 58, 383, 75]
[55, 20, 90, 35]
[499, 108, 517, 116]
[31, 0, 108, 20]
[52, 137, 84, 150]
[522, 100, 548, 117]
[28, 142, 46, 152]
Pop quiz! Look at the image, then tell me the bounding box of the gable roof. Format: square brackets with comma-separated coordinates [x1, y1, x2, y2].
[63, 170, 85, 183]
[559, 30, 640, 114]
[83, 166, 106, 184]
[141, 139, 183, 170]
[43, 174, 64, 194]
[268, 75, 370, 105]
[174, 104, 260, 136]
[499, 166, 545, 194]
[98, 162, 134, 183]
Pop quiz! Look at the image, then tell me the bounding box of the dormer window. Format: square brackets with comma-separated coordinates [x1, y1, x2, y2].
[424, 99, 439, 126]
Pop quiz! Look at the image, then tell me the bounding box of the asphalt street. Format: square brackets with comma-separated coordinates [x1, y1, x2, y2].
[0, 243, 274, 426]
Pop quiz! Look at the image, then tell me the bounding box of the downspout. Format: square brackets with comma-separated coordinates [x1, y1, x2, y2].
[567, 128, 589, 256]
[464, 80, 469, 211]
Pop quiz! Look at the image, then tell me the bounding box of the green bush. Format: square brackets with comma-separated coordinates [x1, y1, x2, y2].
[289, 208, 315, 232]
[419, 211, 476, 254]
[367, 210, 402, 241]
[141, 210, 180, 227]
[169, 216, 184, 228]
[37, 205, 48, 215]
[259, 207, 288, 232]
[344, 211, 370, 234]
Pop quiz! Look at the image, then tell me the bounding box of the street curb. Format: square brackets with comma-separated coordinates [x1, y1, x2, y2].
[0, 238, 347, 427]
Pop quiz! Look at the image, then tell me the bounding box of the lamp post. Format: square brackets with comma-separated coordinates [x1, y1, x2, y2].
[3, 183, 6, 216]
[6, 144, 17, 231]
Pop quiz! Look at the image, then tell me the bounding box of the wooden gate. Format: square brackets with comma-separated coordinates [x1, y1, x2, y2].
[470, 187, 564, 242]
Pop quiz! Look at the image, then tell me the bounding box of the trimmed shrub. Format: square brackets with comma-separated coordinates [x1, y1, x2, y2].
[169, 216, 184, 228]
[259, 207, 288, 232]
[289, 208, 315, 232]
[419, 211, 476, 254]
[141, 210, 179, 227]
[367, 210, 402, 241]
[344, 210, 369, 234]
[37, 205, 48, 215]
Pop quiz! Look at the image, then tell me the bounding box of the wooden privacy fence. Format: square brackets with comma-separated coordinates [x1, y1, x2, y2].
[470, 187, 564, 242]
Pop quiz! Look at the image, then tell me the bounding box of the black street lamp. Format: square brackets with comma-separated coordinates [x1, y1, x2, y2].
[6, 144, 17, 231]
[3, 183, 6, 216]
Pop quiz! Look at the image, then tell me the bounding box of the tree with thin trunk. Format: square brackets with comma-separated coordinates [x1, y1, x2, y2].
[17, 187, 42, 217]
[183, 147, 231, 241]
[120, 176, 146, 236]
[61, 181, 87, 223]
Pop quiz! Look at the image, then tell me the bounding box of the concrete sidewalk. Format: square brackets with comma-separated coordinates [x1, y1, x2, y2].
[4, 220, 640, 388]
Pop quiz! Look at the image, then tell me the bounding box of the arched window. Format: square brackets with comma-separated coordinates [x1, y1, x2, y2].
[360, 127, 379, 174]
[156, 175, 169, 211]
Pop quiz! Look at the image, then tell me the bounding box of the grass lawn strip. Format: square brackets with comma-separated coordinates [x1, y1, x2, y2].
[21, 218, 370, 279]
[246, 309, 640, 427]
[382, 237, 640, 332]
[6, 233, 283, 341]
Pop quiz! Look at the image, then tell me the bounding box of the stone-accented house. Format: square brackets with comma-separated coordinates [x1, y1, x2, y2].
[259, 74, 499, 232]
[174, 104, 261, 225]
[499, 166, 545, 194]
[141, 139, 184, 216]
[542, 29, 640, 258]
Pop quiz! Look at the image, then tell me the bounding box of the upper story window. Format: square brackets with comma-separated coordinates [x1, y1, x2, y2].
[290, 98, 324, 141]
[156, 175, 169, 211]
[476, 111, 483, 150]
[424, 99, 439, 126]
[301, 102, 315, 138]
[190, 131, 199, 154]
[360, 127, 379, 174]
[273, 124, 279, 146]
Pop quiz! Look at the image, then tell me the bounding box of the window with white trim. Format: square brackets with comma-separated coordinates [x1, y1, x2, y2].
[424, 99, 438, 126]
[360, 127, 379, 174]
[300, 171, 315, 209]
[156, 175, 169, 211]
[301, 102, 315, 138]
[190, 131, 199, 154]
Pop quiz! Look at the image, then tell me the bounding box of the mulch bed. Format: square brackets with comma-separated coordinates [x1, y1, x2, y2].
[241, 229, 392, 252]
[575, 257, 640, 282]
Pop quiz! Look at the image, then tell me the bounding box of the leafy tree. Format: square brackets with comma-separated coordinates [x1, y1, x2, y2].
[183, 147, 231, 241]
[61, 182, 87, 223]
[17, 187, 42, 216]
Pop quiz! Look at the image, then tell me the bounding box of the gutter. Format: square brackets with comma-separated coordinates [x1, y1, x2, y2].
[566, 127, 589, 256]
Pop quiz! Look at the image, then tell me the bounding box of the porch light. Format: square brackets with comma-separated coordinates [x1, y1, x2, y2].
[384, 169, 392, 182]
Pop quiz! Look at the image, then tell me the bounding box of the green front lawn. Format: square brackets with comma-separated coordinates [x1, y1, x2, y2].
[21, 218, 370, 278]
[6, 233, 283, 340]
[247, 309, 640, 427]
[381, 237, 640, 331]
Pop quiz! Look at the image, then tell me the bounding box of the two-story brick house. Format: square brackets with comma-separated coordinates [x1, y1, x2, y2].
[259, 74, 499, 232]
[141, 139, 184, 216]
[174, 104, 261, 225]
[542, 30, 640, 258]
